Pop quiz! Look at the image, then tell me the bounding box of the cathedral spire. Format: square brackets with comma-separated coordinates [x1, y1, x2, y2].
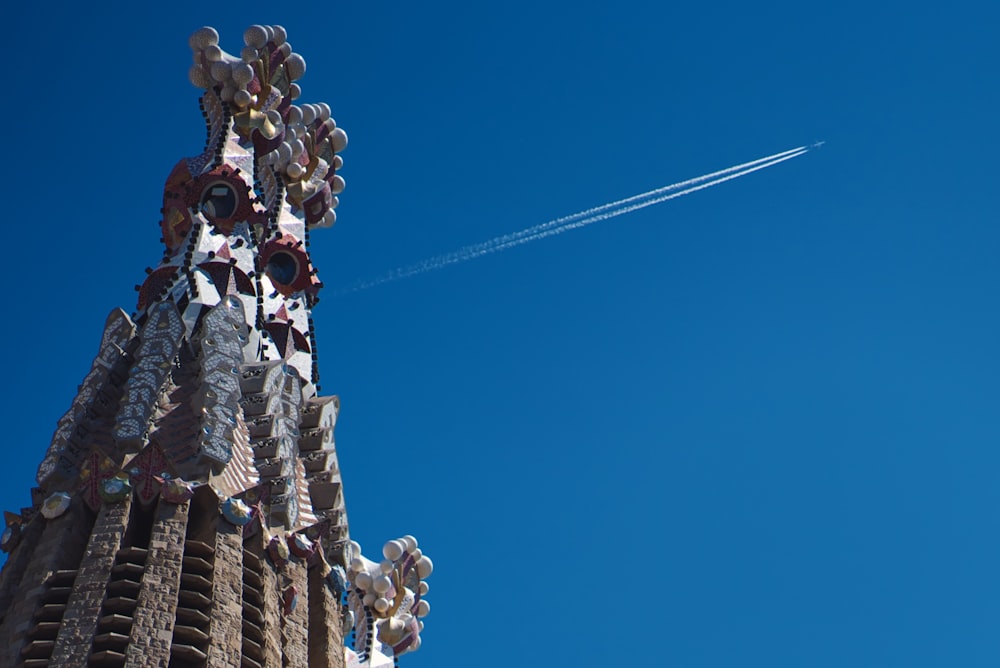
[0, 26, 430, 667]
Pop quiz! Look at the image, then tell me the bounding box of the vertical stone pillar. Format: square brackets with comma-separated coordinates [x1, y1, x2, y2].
[0, 510, 80, 665]
[0, 516, 45, 625]
[51, 496, 133, 666]
[206, 516, 243, 667]
[308, 564, 346, 668]
[124, 499, 189, 667]
[258, 544, 284, 668]
[281, 557, 310, 667]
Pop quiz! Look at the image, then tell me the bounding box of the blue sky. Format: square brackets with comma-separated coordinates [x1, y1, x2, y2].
[3, 1, 998, 666]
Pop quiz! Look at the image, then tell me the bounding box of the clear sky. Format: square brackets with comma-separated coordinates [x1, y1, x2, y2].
[3, 1, 998, 666]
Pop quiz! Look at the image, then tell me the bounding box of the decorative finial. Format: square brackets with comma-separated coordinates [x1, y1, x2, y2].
[188, 25, 346, 229]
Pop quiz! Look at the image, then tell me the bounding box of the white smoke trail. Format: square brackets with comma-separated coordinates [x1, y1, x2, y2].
[366, 146, 807, 283]
[486, 145, 808, 244]
[341, 146, 812, 292]
[479, 149, 808, 255]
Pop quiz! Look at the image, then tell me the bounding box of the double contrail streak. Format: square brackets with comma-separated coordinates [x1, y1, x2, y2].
[485, 148, 808, 252]
[341, 145, 815, 293]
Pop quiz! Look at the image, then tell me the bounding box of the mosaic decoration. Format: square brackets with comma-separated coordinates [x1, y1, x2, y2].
[221, 496, 253, 525]
[137, 267, 180, 311]
[189, 25, 346, 228]
[260, 235, 321, 296]
[196, 260, 255, 298]
[37, 309, 136, 488]
[126, 444, 175, 506]
[78, 448, 124, 511]
[283, 584, 300, 615]
[161, 478, 196, 504]
[98, 474, 132, 503]
[137, 24, 351, 399]
[347, 536, 433, 662]
[1, 512, 22, 553]
[195, 296, 247, 464]
[113, 301, 185, 449]
[267, 534, 290, 567]
[288, 532, 314, 559]
[328, 562, 349, 600]
[40, 492, 72, 519]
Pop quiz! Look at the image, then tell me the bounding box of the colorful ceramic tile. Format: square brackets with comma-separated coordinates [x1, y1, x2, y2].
[161, 478, 196, 504]
[221, 497, 253, 526]
[40, 492, 72, 519]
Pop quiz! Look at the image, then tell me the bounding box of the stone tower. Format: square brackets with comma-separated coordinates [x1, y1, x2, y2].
[0, 25, 431, 668]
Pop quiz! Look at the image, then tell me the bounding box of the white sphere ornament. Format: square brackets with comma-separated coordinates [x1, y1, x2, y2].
[355, 572, 372, 590]
[330, 174, 346, 194]
[301, 105, 317, 124]
[416, 556, 433, 578]
[272, 25, 287, 44]
[379, 559, 394, 574]
[415, 600, 430, 618]
[189, 65, 211, 88]
[401, 535, 418, 552]
[383, 540, 404, 561]
[190, 26, 219, 50]
[204, 44, 223, 63]
[285, 53, 306, 81]
[362, 592, 376, 607]
[320, 209, 336, 228]
[373, 575, 392, 594]
[418, 581, 429, 595]
[286, 162, 304, 179]
[210, 61, 230, 82]
[233, 90, 252, 108]
[410, 635, 421, 651]
[373, 597, 390, 614]
[317, 102, 331, 120]
[289, 83, 301, 100]
[330, 128, 349, 152]
[232, 62, 254, 85]
[350, 557, 365, 573]
[244, 25, 268, 48]
[276, 142, 293, 164]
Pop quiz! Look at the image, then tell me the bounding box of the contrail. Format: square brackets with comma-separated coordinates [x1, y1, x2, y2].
[476, 144, 808, 248]
[480, 149, 808, 255]
[340, 146, 814, 293]
[361, 146, 807, 284]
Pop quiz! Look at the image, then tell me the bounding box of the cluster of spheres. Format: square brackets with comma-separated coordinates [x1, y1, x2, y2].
[347, 536, 433, 656]
[188, 25, 347, 229]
